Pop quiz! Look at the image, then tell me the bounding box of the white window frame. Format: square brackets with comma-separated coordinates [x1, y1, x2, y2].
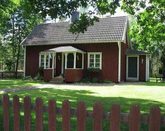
[88, 52, 102, 69]
[64, 52, 84, 70]
[39, 52, 55, 69]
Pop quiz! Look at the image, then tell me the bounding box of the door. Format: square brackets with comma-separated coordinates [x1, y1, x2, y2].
[56, 53, 62, 76]
[127, 56, 139, 81]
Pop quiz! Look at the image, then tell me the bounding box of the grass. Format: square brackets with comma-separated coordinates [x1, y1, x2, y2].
[6, 84, 165, 113]
[0, 79, 42, 90]
[0, 79, 165, 130]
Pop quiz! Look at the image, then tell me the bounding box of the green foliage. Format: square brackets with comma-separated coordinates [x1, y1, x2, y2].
[69, 14, 99, 34]
[87, 68, 101, 73]
[0, 4, 43, 73]
[129, 0, 165, 70]
[34, 67, 44, 80]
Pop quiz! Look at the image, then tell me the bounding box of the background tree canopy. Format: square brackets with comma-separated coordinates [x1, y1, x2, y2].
[0, 0, 165, 75]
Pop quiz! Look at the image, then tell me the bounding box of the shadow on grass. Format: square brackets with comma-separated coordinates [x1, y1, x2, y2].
[7, 88, 165, 113]
[0, 79, 41, 89]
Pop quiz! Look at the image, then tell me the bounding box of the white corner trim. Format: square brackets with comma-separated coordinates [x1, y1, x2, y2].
[145, 55, 150, 81]
[61, 53, 64, 74]
[82, 53, 84, 69]
[118, 42, 121, 82]
[74, 52, 76, 69]
[122, 17, 128, 43]
[23, 47, 26, 77]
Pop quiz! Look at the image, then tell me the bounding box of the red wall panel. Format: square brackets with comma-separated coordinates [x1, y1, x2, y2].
[25, 43, 119, 82]
[139, 55, 146, 81]
[64, 69, 84, 82]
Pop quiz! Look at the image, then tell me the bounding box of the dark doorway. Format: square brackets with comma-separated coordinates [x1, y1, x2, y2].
[56, 53, 62, 76]
[128, 57, 138, 78]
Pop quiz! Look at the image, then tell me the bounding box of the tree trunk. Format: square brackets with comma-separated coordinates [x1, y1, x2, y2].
[15, 26, 21, 79]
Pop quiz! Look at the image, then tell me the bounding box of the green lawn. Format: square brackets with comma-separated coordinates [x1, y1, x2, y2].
[0, 79, 165, 113]
[0, 79, 42, 89]
[0, 79, 165, 130]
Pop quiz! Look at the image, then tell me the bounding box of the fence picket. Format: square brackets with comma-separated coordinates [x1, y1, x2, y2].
[24, 96, 31, 131]
[93, 102, 103, 131]
[35, 98, 43, 131]
[62, 100, 70, 131]
[129, 105, 140, 131]
[13, 95, 20, 131]
[3, 94, 10, 131]
[149, 107, 161, 131]
[110, 104, 120, 131]
[77, 102, 86, 131]
[48, 100, 56, 131]
[1, 95, 164, 131]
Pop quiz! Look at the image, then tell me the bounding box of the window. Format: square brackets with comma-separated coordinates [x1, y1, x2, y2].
[76, 53, 82, 68]
[39, 52, 54, 69]
[88, 52, 102, 69]
[67, 53, 74, 68]
[40, 54, 45, 68]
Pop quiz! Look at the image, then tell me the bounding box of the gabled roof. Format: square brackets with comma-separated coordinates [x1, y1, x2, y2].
[22, 16, 128, 46]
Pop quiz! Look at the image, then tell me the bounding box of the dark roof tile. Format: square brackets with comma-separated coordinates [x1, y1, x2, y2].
[22, 16, 128, 46]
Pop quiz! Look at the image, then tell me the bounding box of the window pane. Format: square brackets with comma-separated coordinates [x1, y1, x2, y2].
[76, 53, 82, 68]
[90, 54, 94, 59]
[49, 53, 53, 68]
[96, 58, 100, 63]
[90, 58, 94, 63]
[89, 63, 94, 68]
[46, 54, 49, 68]
[41, 55, 44, 68]
[95, 63, 100, 68]
[67, 53, 74, 68]
[96, 54, 100, 59]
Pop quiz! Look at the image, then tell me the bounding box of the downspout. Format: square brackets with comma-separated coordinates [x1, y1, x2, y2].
[23, 46, 26, 77]
[118, 42, 121, 82]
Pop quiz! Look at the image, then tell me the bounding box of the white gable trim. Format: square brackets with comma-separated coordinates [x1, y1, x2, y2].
[145, 55, 150, 81]
[122, 17, 128, 43]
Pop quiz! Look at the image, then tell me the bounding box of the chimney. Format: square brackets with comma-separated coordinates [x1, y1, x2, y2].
[71, 11, 79, 23]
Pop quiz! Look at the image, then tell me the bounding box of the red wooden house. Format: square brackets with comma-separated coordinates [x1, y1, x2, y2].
[22, 16, 150, 83]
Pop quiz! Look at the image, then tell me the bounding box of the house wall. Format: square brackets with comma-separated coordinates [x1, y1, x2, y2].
[139, 55, 146, 81]
[25, 43, 120, 82]
[65, 69, 84, 82]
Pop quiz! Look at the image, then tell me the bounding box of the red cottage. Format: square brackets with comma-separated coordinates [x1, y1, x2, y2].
[22, 16, 150, 83]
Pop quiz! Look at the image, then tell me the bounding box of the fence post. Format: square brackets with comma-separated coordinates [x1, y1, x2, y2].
[24, 96, 31, 131]
[149, 107, 161, 131]
[129, 105, 140, 131]
[48, 100, 56, 131]
[3, 94, 10, 131]
[109, 104, 120, 131]
[62, 100, 70, 131]
[35, 98, 43, 131]
[93, 102, 103, 131]
[77, 101, 86, 131]
[13, 95, 20, 131]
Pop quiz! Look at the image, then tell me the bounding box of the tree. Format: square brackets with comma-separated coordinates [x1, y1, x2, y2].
[0, 6, 43, 77]
[20, 0, 164, 33]
[129, 0, 165, 73]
